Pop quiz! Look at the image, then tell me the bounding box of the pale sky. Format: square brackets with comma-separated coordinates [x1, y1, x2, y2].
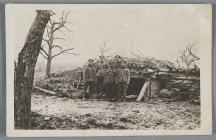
[7, 4, 211, 68]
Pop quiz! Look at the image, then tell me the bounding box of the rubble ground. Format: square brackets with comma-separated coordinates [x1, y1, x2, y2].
[31, 91, 200, 130]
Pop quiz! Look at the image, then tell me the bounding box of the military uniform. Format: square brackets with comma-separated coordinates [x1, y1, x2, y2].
[114, 55, 122, 69]
[83, 60, 97, 99]
[116, 63, 130, 101]
[96, 66, 106, 97]
[104, 62, 117, 100]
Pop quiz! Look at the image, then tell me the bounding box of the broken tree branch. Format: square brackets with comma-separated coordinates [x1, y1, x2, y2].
[187, 45, 200, 60]
[40, 47, 49, 57]
[43, 38, 50, 46]
[53, 37, 66, 41]
[40, 51, 48, 59]
[52, 45, 63, 50]
[64, 51, 79, 55]
[52, 48, 74, 58]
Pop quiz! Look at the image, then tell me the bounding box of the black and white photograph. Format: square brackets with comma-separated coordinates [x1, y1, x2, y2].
[6, 4, 212, 136]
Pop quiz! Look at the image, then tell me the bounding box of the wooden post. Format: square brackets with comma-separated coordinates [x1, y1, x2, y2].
[142, 78, 151, 102]
[136, 80, 149, 102]
[143, 78, 149, 102]
[148, 78, 151, 100]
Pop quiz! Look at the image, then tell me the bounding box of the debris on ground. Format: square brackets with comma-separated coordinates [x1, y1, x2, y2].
[31, 93, 200, 130]
[34, 68, 83, 99]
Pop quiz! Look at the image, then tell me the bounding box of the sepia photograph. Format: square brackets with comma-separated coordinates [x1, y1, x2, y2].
[6, 4, 212, 136]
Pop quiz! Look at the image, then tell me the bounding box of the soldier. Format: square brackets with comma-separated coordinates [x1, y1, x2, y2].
[116, 63, 130, 102]
[94, 55, 108, 72]
[83, 59, 97, 99]
[104, 60, 117, 101]
[99, 55, 108, 65]
[96, 64, 107, 98]
[114, 55, 122, 69]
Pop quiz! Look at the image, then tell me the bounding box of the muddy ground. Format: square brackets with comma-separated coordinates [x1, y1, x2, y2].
[31, 91, 200, 130]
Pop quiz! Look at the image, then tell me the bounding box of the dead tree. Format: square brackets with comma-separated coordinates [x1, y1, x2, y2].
[178, 44, 200, 71]
[14, 10, 51, 129]
[40, 11, 76, 77]
[98, 40, 112, 57]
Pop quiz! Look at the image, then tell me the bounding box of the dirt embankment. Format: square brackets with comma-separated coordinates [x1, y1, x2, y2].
[31, 92, 200, 130]
[34, 68, 83, 98]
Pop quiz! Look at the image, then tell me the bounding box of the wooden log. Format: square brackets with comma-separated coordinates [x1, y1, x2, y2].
[34, 85, 56, 95]
[126, 95, 137, 99]
[136, 81, 149, 102]
[158, 73, 200, 81]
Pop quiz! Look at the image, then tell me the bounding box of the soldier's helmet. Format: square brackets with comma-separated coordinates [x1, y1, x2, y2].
[88, 58, 94, 62]
[99, 55, 105, 59]
[87, 59, 94, 67]
[115, 55, 121, 59]
[109, 60, 115, 64]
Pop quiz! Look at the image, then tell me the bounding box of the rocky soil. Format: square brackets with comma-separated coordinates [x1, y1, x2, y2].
[31, 91, 200, 130]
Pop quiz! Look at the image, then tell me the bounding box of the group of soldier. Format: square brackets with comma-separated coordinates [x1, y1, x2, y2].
[83, 55, 130, 102]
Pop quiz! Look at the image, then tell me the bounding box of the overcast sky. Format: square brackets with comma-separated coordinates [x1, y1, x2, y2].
[8, 4, 211, 67]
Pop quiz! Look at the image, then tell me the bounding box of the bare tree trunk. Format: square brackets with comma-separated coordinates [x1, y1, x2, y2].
[45, 42, 52, 78]
[46, 57, 52, 77]
[42, 12, 76, 77]
[45, 25, 54, 78]
[14, 10, 50, 129]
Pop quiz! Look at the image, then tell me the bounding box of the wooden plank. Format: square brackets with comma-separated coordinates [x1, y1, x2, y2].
[136, 81, 149, 102]
[86, 85, 89, 94]
[34, 85, 56, 95]
[144, 78, 151, 102]
[77, 78, 81, 89]
[148, 78, 151, 98]
[126, 95, 137, 99]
